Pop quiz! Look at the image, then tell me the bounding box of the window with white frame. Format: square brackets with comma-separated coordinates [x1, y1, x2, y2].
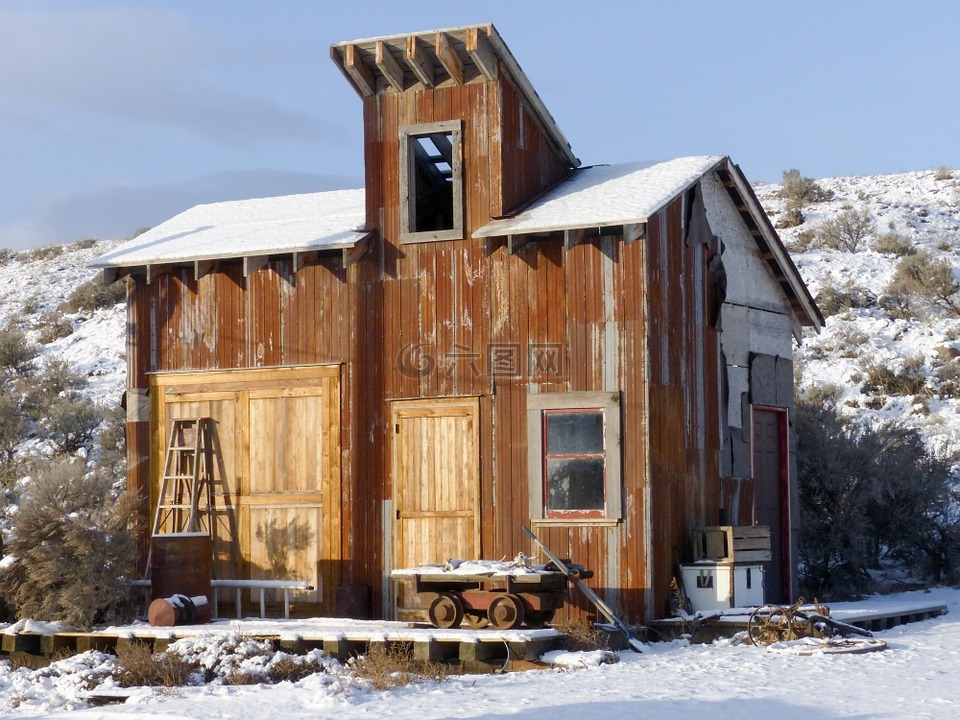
[399, 120, 463, 243]
[527, 392, 622, 521]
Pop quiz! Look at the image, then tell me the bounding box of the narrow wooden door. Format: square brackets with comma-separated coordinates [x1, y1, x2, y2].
[391, 398, 479, 618]
[752, 407, 790, 602]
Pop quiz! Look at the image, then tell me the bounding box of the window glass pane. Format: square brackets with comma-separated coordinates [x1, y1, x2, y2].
[412, 132, 454, 232]
[546, 458, 605, 511]
[545, 411, 603, 455]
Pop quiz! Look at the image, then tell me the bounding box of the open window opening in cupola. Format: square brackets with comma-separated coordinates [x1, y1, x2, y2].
[400, 120, 463, 243]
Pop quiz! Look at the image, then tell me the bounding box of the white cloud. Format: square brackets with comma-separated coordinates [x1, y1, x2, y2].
[0, 6, 333, 145]
[0, 169, 360, 250]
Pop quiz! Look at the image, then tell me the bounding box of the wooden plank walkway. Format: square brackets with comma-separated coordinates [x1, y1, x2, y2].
[649, 599, 947, 643]
[0, 620, 565, 674]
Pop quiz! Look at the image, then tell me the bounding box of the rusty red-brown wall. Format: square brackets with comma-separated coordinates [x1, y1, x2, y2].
[125, 70, 722, 620]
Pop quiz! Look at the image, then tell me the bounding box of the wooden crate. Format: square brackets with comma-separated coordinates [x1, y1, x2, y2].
[693, 525, 771, 563]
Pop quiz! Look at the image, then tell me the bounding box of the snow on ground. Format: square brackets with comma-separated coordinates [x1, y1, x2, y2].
[0, 588, 955, 719]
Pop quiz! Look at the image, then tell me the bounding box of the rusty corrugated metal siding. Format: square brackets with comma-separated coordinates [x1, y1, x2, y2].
[125, 55, 726, 621]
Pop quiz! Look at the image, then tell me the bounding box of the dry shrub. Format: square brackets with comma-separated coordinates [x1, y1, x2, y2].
[816, 207, 874, 252]
[873, 232, 916, 257]
[935, 360, 960, 399]
[219, 657, 320, 685]
[266, 656, 323, 683]
[779, 169, 834, 209]
[556, 618, 611, 652]
[815, 279, 875, 318]
[59, 277, 126, 315]
[114, 642, 199, 688]
[886, 252, 960, 318]
[35, 311, 73, 344]
[0, 459, 137, 628]
[775, 207, 805, 229]
[863, 355, 927, 396]
[934, 166, 953, 181]
[348, 644, 447, 690]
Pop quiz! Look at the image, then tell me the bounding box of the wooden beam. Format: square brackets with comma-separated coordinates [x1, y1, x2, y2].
[376, 41, 405, 92]
[624, 223, 645, 245]
[466, 28, 497, 81]
[507, 234, 529, 254]
[435, 32, 463, 84]
[343, 233, 371, 266]
[294, 251, 319, 272]
[194, 259, 216, 280]
[146, 264, 171, 285]
[102, 267, 130, 285]
[243, 255, 268, 277]
[344, 44, 376, 96]
[405, 36, 434, 88]
[564, 228, 586, 251]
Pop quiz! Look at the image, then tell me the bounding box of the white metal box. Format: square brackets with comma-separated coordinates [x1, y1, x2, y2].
[680, 562, 765, 612]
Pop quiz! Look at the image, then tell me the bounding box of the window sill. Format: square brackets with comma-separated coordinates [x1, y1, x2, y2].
[399, 229, 464, 245]
[530, 518, 622, 528]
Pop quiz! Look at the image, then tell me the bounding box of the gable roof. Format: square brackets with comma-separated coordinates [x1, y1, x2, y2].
[92, 189, 369, 277]
[474, 156, 726, 237]
[475, 155, 823, 332]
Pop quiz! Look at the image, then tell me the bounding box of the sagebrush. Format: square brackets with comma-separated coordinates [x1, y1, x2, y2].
[778, 169, 834, 209]
[0, 459, 137, 628]
[795, 395, 960, 598]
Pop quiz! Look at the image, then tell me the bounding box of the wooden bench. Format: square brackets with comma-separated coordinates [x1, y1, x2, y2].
[211, 579, 314, 620]
[131, 579, 314, 620]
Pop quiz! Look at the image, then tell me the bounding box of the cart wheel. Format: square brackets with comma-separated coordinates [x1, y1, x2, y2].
[747, 605, 792, 646]
[428, 593, 464, 629]
[488, 594, 525, 630]
[523, 609, 556, 628]
[462, 612, 490, 629]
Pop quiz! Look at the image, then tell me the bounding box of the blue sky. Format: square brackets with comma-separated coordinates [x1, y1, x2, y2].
[2, 0, 958, 249]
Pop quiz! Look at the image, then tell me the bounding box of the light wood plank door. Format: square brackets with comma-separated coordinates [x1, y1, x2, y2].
[392, 398, 479, 617]
[151, 365, 341, 614]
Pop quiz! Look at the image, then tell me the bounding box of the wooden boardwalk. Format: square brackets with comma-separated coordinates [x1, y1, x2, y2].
[0, 619, 565, 674]
[649, 598, 948, 643]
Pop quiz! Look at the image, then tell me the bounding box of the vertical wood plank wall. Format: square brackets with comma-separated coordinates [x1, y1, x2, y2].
[126, 73, 723, 621]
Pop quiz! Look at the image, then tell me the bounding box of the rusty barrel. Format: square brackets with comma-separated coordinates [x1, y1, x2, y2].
[150, 533, 211, 601]
[148, 594, 212, 626]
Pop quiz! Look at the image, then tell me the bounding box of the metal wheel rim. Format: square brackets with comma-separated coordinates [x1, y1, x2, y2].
[428, 593, 464, 629]
[487, 594, 525, 630]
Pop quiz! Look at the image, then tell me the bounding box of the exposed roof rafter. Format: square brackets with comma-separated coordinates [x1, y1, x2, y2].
[404, 36, 435, 88]
[376, 41, 406, 92]
[331, 24, 579, 169]
[435, 32, 464, 84]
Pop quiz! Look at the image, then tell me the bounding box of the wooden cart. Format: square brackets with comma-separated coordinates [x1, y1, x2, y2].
[409, 571, 568, 630]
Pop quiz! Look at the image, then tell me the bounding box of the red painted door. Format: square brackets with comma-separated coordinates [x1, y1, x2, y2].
[752, 407, 791, 602]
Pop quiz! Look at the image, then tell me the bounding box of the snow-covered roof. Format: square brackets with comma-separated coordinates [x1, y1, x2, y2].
[474, 156, 726, 238]
[93, 189, 368, 269]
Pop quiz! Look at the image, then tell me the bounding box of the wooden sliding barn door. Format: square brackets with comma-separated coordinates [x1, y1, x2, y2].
[152, 365, 341, 615]
[391, 398, 479, 619]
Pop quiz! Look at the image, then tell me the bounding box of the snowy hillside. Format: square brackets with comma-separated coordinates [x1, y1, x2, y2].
[0, 239, 127, 405]
[756, 167, 960, 465]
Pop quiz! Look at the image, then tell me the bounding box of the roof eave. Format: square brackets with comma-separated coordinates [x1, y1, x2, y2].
[93, 231, 374, 283]
[330, 24, 579, 170]
[722, 159, 825, 335]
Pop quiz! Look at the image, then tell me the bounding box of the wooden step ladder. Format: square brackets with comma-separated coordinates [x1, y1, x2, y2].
[146, 418, 215, 575]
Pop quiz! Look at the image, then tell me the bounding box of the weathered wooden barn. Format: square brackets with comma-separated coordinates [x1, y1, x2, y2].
[94, 24, 823, 622]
